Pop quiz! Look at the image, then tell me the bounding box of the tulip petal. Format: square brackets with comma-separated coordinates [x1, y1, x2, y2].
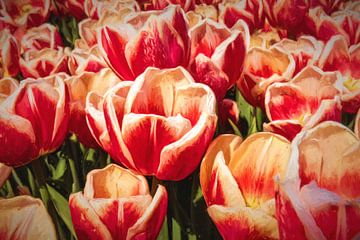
[0, 77, 18, 104]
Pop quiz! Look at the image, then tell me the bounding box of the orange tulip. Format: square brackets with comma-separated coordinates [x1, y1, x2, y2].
[69, 164, 168, 240]
[86, 67, 217, 180]
[0, 195, 56, 240]
[264, 66, 342, 141]
[200, 133, 291, 239]
[66, 68, 121, 147]
[276, 121, 360, 239]
[0, 73, 70, 166]
[237, 45, 295, 108]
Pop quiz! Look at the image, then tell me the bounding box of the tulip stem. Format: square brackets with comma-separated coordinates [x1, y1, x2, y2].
[67, 136, 81, 192]
[11, 169, 23, 187]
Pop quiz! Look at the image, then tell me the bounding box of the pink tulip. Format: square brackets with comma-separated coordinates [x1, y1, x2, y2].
[0, 73, 70, 166]
[264, 66, 343, 141]
[86, 67, 217, 180]
[21, 23, 63, 53]
[200, 133, 291, 239]
[98, 5, 189, 80]
[66, 68, 121, 148]
[20, 47, 69, 78]
[0, 29, 20, 78]
[189, 19, 249, 100]
[0, 195, 56, 239]
[276, 121, 360, 239]
[69, 164, 168, 240]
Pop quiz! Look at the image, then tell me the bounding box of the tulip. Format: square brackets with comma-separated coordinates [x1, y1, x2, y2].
[218, 99, 240, 132]
[68, 44, 107, 76]
[98, 5, 189, 81]
[55, 0, 86, 20]
[273, 36, 324, 75]
[0, 195, 56, 239]
[0, 29, 20, 78]
[264, 66, 342, 141]
[276, 121, 360, 239]
[0, 73, 70, 166]
[66, 68, 121, 148]
[186, 4, 218, 28]
[0, 77, 18, 104]
[249, 25, 285, 49]
[308, 0, 345, 14]
[318, 35, 360, 113]
[84, 0, 139, 19]
[305, 7, 360, 46]
[19, 47, 69, 78]
[262, 0, 308, 34]
[237, 45, 295, 108]
[200, 133, 291, 239]
[148, 0, 195, 11]
[0, 0, 50, 30]
[189, 19, 249, 100]
[219, 0, 265, 33]
[21, 23, 63, 53]
[69, 164, 168, 240]
[86, 67, 217, 180]
[355, 108, 360, 138]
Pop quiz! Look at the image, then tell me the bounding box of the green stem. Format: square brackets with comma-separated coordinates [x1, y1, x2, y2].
[68, 137, 82, 191]
[11, 169, 23, 187]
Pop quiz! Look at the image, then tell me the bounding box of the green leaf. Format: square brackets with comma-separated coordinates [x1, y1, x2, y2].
[228, 119, 242, 137]
[235, 87, 254, 126]
[172, 218, 182, 240]
[157, 217, 169, 240]
[39, 186, 50, 209]
[51, 157, 68, 180]
[46, 184, 76, 238]
[26, 167, 36, 196]
[248, 116, 258, 136]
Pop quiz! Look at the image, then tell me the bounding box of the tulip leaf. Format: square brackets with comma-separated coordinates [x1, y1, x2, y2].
[157, 217, 168, 240]
[172, 218, 182, 240]
[49, 157, 67, 180]
[26, 167, 36, 196]
[235, 87, 254, 126]
[46, 184, 76, 238]
[228, 119, 242, 137]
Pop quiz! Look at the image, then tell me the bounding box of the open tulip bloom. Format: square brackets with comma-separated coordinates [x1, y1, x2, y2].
[1, 1, 360, 239]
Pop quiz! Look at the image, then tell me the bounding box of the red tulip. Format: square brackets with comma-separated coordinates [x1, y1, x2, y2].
[237, 45, 295, 108]
[0, 195, 56, 239]
[0, 0, 50, 30]
[0, 29, 20, 78]
[148, 0, 195, 11]
[263, 0, 308, 34]
[69, 164, 168, 240]
[219, 0, 265, 33]
[21, 23, 63, 53]
[273, 36, 324, 75]
[20, 47, 69, 78]
[98, 5, 189, 81]
[0, 77, 18, 103]
[0, 73, 70, 166]
[200, 133, 291, 239]
[68, 44, 107, 76]
[189, 19, 249, 100]
[305, 7, 360, 46]
[318, 35, 360, 113]
[66, 68, 121, 148]
[86, 67, 217, 180]
[276, 121, 360, 239]
[264, 66, 342, 141]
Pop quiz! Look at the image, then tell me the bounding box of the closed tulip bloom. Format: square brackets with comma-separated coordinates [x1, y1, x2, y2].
[0, 195, 56, 240]
[21, 23, 63, 53]
[66, 68, 121, 148]
[86, 67, 217, 180]
[19, 47, 69, 78]
[237, 45, 295, 108]
[0, 0, 50, 30]
[0, 73, 70, 166]
[98, 5, 189, 81]
[69, 164, 168, 240]
[189, 19, 249, 100]
[200, 133, 291, 239]
[0, 29, 20, 78]
[276, 121, 360, 239]
[264, 66, 343, 141]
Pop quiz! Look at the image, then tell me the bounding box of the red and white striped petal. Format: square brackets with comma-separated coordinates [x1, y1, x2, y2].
[0, 29, 20, 78]
[19, 47, 69, 78]
[21, 23, 63, 53]
[0, 77, 18, 104]
[0, 196, 56, 240]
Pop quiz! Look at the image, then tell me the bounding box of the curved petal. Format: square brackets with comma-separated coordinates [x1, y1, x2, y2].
[0, 195, 56, 240]
[0, 163, 11, 188]
[0, 29, 20, 77]
[0, 77, 18, 104]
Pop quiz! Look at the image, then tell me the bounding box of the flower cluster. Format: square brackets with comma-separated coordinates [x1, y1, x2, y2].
[0, 0, 359, 239]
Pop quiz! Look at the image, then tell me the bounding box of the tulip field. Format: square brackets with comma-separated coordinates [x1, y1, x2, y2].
[1, 0, 360, 239]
